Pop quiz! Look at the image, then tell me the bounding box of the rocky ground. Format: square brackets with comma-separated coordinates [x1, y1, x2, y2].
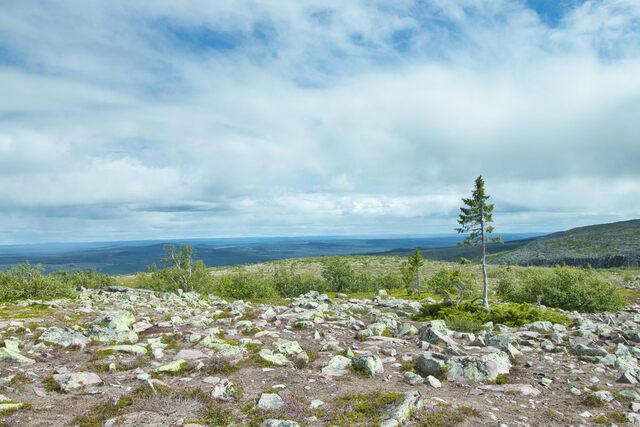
[0, 288, 639, 426]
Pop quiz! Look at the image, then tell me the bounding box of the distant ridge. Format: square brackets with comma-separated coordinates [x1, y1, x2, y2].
[490, 219, 640, 267]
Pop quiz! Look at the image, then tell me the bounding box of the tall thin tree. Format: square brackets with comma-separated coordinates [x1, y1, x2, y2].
[456, 175, 500, 308]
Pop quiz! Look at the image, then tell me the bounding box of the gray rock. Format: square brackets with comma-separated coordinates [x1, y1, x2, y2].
[38, 327, 90, 348]
[211, 379, 238, 401]
[86, 311, 138, 344]
[415, 353, 447, 378]
[153, 359, 188, 374]
[403, 371, 424, 385]
[321, 355, 352, 376]
[257, 393, 284, 411]
[53, 372, 103, 393]
[259, 349, 291, 367]
[264, 420, 300, 427]
[446, 351, 511, 383]
[352, 354, 384, 377]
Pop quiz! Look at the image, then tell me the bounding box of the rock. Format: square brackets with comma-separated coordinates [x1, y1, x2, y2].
[397, 323, 418, 337]
[259, 349, 291, 367]
[53, 372, 103, 393]
[478, 384, 541, 396]
[381, 390, 421, 427]
[257, 393, 284, 411]
[352, 354, 384, 377]
[539, 377, 553, 387]
[201, 337, 243, 357]
[446, 351, 511, 383]
[618, 371, 638, 384]
[153, 359, 187, 374]
[86, 311, 138, 344]
[264, 420, 300, 427]
[592, 390, 615, 403]
[403, 371, 424, 385]
[0, 340, 35, 364]
[419, 320, 456, 347]
[211, 379, 238, 401]
[175, 349, 208, 360]
[415, 353, 447, 377]
[321, 355, 352, 376]
[38, 327, 90, 348]
[309, 399, 325, 408]
[569, 344, 608, 358]
[367, 322, 388, 336]
[108, 344, 148, 356]
[426, 375, 442, 388]
[272, 339, 305, 357]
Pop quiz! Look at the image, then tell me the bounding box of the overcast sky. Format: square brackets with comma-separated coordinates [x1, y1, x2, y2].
[1, 0, 639, 243]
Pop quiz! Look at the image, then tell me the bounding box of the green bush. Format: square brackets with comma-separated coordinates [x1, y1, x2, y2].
[51, 270, 116, 289]
[207, 274, 279, 301]
[426, 267, 476, 303]
[272, 268, 326, 297]
[496, 266, 626, 312]
[415, 301, 570, 327]
[0, 263, 76, 302]
[321, 258, 356, 292]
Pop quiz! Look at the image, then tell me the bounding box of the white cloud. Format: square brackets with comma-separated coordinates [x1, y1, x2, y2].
[0, 0, 639, 242]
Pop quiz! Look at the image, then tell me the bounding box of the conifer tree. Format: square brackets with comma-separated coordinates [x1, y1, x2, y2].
[456, 175, 500, 308]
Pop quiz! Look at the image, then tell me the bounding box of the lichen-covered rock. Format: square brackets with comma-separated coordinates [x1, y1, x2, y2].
[381, 390, 421, 427]
[259, 349, 291, 367]
[352, 354, 384, 377]
[53, 372, 103, 393]
[211, 378, 238, 401]
[38, 327, 90, 348]
[264, 420, 300, 427]
[153, 359, 188, 374]
[321, 355, 351, 376]
[86, 311, 138, 344]
[419, 320, 456, 347]
[108, 344, 148, 356]
[446, 351, 511, 382]
[415, 353, 447, 377]
[257, 393, 284, 410]
[0, 339, 35, 364]
[200, 337, 243, 357]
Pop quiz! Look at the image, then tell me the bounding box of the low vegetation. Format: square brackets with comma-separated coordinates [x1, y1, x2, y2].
[415, 301, 570, 329]
[496, 266, 627, 312]
[0, 263, 113, 302]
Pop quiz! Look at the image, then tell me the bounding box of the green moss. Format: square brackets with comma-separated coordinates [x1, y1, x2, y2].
[585, 395, 605, 407]
[327, 391, 401, 425]
[495, 374, 509, 385]
[414, 405, 481, 427]
[43, 375, 60, 392]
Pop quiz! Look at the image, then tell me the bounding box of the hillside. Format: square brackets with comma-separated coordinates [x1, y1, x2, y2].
[490, 219, 640, 267]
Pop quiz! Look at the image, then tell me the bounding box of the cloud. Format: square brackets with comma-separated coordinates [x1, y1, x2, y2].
[0, 0, 639, 243]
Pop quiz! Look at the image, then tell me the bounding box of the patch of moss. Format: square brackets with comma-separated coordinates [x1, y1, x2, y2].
[495, 373, 509, 385]
[326, 391, 401, 425]
[414, 405, 481, 427]
[43, 375, 60, 392]
[584, 394, 605, 407]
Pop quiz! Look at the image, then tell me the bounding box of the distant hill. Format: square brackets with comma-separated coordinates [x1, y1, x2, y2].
[489, 219, 640, 267]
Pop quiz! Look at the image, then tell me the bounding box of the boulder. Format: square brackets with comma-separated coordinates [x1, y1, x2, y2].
[259, 349, 291, 367]
[321, 355, 351, 376]
[257, 393, 284, 411]
[446, 351, 511, 382]
[53, 372, 103, 393]
[38, 327, 90, 348]
[352, 354, 384, 377]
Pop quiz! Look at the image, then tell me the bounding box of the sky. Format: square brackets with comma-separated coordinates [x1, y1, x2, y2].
[0, 0, 639, 244]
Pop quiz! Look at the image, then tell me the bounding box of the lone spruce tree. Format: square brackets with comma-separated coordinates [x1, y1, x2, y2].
[456, 175, 499, 308]
[402, 248, 425, 295]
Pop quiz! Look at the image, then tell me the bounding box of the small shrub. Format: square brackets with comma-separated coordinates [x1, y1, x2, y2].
[415, 301, 569, 327]
[0, 263, 76, 302]
[426, 267, 476, 303]
[496, 266, 626, 312]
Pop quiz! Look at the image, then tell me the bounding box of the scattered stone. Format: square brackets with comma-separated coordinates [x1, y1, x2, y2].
[38, 327, 90, 348]
[321, 355, 352, 376]
[257, 393, 284, 411]
[53, 372, 103, 393]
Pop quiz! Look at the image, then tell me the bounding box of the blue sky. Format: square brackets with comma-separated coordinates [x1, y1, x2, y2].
[0, 0, 639, 243]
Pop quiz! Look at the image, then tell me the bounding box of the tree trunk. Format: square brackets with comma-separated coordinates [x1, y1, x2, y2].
[481, 222, 489, 309]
